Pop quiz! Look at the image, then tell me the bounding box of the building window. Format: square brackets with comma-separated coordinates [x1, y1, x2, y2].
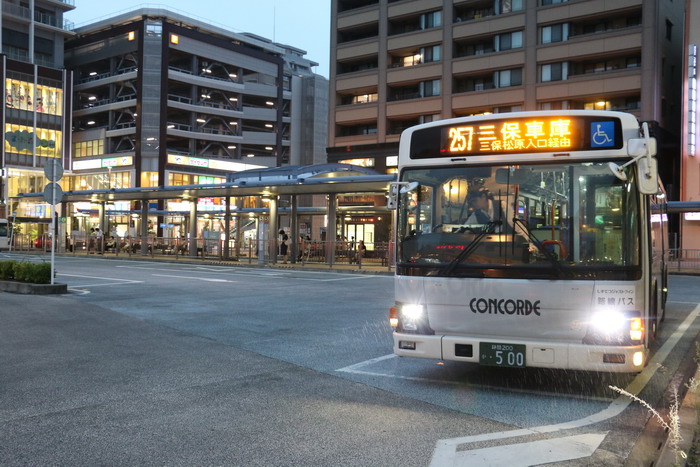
[541, 23, 569, 44]
[5, 123, 61, 158]
[539, 101, 571, 110]
[146, 23, 162, 36]
[340, 92, 378, 105]
[422, 44, 441, 63]
[5, 78, 63, 115]
[419, 114, 441, 124]
[494, 105, 522, 113]
[496, 0, 523, 14]
[421, 79, 441, 97]
[541, 0, 568, 4]
[541, 62, 568, 82]
[496, 31, 523, 51]
[73, 140, 105, 158]
[140, 172, 159, 188]
[665, 19, 673, 41]
[337, 123, 378, 137]
[421, 11, 442, 29]
[494, 68, 522, 87]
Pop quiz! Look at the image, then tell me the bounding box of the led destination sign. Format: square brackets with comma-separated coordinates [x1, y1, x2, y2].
[409, 116, 623, 159]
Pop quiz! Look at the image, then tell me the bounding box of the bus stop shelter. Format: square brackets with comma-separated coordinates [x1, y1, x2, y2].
[15, 164, 396, 265]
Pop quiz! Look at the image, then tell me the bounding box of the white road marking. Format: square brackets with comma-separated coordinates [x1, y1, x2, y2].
[296, 275, 381, 282]
[337, 354, 613, 401]
[116, 265, 284, 276]
[58, 273, 144, 289]
[429, 303, 700, 466]
[67, 289, 91, 295]
[454, 433, 606, 466]
[151, 274, 235, 283]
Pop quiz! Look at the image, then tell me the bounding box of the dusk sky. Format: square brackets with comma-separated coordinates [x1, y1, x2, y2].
[66, 1, 331, 77]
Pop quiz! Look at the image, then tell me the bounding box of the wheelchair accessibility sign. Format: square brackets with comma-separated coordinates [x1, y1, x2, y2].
[590, 121, 615, 147]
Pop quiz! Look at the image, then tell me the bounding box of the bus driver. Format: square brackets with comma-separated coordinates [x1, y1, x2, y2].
[465, 189, 492, 224]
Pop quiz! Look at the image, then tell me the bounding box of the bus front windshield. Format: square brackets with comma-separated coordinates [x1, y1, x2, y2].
[397, 161, 641, 279]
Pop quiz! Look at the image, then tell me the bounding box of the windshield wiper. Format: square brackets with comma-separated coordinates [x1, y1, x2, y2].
[439, 221, 501, 276]
[512, 218, 563, 275]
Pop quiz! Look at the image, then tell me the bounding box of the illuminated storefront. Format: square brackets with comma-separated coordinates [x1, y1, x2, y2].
[4, 123, 62, 158]
[2, 63, 71, 233]
[5, 78, 63, 116]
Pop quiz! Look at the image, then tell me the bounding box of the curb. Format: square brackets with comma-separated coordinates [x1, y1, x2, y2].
[0, 280, 68, 295]
[656, 365, 699, 465]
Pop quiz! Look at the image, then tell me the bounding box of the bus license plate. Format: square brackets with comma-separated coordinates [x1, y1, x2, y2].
[479, 342, 526, 368]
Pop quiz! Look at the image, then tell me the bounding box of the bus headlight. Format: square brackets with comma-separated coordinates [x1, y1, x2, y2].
[401, 304, 424, 321]
[393, 303, 434, 335]
[584, 309, 644, 345]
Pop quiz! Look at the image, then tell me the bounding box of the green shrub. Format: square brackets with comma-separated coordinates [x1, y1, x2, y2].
[0, 261, 52, 284]
[0, 260, 16, 280]
[13, 262, 31, 282]
[30, 263, 52, 284]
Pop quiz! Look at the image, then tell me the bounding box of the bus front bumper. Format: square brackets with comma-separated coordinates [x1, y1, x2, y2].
[393, 332, 646, 373]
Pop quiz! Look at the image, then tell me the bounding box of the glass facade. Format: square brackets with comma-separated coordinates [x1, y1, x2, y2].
[4, 123, 62, 158]
[73, 139, 104, 158]
[5, 78, 63, 115]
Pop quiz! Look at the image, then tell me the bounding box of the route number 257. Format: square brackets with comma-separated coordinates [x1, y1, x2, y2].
[449, 126, 474, 152]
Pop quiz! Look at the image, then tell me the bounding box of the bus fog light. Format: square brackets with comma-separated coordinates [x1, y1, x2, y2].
[399, 341, 416, 350]
[633, 351, 644, 367]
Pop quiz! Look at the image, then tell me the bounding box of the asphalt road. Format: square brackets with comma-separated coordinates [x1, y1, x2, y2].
[1, 253, 699, 466]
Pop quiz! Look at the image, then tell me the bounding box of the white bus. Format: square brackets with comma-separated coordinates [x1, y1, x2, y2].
[0, 218, 9, 250]
[389, 111, 668, 373]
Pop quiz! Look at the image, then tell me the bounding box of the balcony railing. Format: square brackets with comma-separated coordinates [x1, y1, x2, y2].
[169, 66, 237, 83]
[76, 94, 136, 110]
[2, 1, 31, 19]
[167, 94, 193, 105]
[78, 66, 137, 84]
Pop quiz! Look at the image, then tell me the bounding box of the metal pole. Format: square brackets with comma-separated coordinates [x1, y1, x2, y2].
[140, 201, 149, 255]
[223, 197, 231, 260]
[50, 182, 56, 285]
[290, 195, 298, 264]
[189, 200, 198, 257]
[268, 196, 278, 264]
[327, 194, 337, 266]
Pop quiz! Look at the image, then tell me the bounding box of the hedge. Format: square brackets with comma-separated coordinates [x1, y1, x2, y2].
[0, 260, 51, 284]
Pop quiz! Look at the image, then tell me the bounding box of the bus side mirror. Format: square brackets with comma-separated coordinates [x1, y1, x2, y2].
[387, 181, 419, 210]
[387, 183, 400, 210]
[637, 157, 659, 195]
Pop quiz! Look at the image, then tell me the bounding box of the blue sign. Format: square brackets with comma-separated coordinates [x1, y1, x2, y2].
[590, 122, 615, 148]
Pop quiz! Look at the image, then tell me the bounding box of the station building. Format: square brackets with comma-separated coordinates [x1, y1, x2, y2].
[59, 8, 327, 240]
[1, 0, 75, 235]
[329, 0, 685, 242]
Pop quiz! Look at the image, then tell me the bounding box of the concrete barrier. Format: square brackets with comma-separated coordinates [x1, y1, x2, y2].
[0, 280, 67, 295]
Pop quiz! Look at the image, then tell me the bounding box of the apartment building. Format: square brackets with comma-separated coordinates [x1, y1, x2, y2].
[1, 0, 75, 225]
[681, 0, 700, 249]
[328, 0, 684, 196]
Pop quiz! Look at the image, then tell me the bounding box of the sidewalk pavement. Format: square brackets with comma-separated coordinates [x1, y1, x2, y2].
[53, 250, 396, 275]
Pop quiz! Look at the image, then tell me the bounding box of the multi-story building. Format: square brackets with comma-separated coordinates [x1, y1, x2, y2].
[328, 0, 684, 205]
[681, 0, 700, 249]
[63, 8, 327, 237]
[1, 0, 75, 230]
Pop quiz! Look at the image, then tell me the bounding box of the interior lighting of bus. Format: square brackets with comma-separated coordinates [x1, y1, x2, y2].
[409, 116, 623, 158]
